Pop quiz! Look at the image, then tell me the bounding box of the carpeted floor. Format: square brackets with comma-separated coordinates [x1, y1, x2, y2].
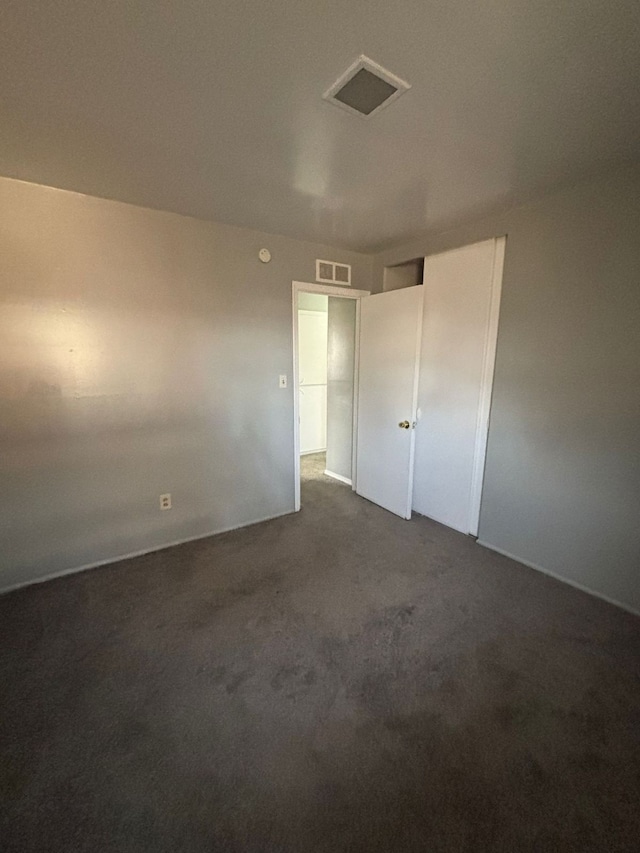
[300, 450, 328, 482]
[1, 454, 639, 852]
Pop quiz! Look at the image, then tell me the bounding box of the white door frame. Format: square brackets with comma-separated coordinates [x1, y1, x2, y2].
[292, 281, 369, 512]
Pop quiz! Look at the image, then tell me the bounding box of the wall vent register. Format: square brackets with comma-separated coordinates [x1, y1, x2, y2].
[323, 55, 411, 118]
[316, 259, 352, 286]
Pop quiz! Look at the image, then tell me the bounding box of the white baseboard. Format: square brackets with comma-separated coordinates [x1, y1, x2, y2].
[0, 509, 294, 596]
[476, 539, 640, 618]
[324, 469, 352, 486]
[300, 448, 327, 456]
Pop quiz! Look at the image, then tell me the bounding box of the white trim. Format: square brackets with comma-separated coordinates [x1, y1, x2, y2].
[294, 281, 366, 299]
[323, 55, 411, 120]
[301, 448, 326, 456]
[476, 539, 640, 618]
[293, 281, 369, 512]
[0, 510, 294, 597]
[324, 469, 352, 486]
[468, 236, 506, 536]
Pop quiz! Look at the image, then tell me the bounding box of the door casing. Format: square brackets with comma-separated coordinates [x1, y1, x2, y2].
[292, 281, 369, 512]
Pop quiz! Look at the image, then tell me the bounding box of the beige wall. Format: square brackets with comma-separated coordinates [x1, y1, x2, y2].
[326, 296, 356, 481]
[3, 164, 639, 614]
[0, 177, 372, 590]
[374, 164, 640, 614]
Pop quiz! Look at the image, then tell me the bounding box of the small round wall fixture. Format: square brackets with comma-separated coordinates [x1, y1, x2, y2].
[258, 248, 271, 263]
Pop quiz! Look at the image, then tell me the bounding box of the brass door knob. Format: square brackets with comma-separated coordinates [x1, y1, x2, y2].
[398, 420, 410, 429]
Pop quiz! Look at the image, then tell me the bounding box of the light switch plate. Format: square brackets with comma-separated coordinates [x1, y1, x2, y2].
[279, 375, 287, 388]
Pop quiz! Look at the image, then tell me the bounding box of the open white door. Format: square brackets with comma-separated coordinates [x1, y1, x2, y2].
[356, 286, 423, 519]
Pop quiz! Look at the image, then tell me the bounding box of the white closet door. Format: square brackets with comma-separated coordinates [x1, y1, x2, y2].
[413, 238, 504, 534]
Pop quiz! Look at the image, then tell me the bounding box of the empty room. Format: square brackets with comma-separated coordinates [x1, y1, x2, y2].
[1, 2, 639, 851]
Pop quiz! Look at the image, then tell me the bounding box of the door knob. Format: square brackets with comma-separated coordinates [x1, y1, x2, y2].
[398, 420, 410, 429]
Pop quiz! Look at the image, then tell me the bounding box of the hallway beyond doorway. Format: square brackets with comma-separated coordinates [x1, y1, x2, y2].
[301, 451, 326, 481]
[300, 451, 350, 485]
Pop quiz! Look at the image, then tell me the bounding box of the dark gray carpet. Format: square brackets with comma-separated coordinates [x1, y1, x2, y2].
[1, 455, 639, 852]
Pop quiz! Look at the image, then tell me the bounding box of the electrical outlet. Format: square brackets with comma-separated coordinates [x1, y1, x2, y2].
[279, 374, 287, 388]
[160, 493, 171, 511]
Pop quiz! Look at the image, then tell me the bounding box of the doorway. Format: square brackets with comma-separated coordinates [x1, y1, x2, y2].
[292, 282, 369, 511]
[292, 235, 505, 529]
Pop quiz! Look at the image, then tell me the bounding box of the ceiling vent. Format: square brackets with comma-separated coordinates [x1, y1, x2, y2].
[316, 259, 351, 286]
[323, 55, 411, 119]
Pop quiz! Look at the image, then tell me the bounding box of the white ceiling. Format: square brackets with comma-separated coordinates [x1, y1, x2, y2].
[2, 1, 639, 251]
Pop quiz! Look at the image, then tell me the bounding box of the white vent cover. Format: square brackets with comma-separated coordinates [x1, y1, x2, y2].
[316, 259, 352, 286]
[323, 55, 411, 119]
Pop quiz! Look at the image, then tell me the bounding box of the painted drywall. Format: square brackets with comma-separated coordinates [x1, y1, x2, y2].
[298, 308, 328, 454]
[383, 259, 423, 292]
[0, 177, 371, 591]
[298, 292, 328, 312]
[326, 297, 356, 481]
[374, 164, 640, 614]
